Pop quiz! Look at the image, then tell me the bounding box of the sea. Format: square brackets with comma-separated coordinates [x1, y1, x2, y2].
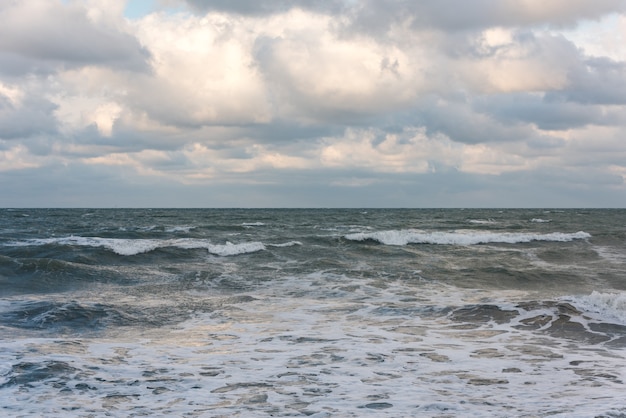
[0, 208, 625, 417]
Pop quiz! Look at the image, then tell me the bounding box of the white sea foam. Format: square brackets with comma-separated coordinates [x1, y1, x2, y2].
[345, 229, 591, 246]
[267, 241, 302, 248]
[593, 246, 626, 263]
[564, 291, 626, 325]
[139, 225, 158, 231]
[165, 226, 195, 233]
[1, 275, 625, 417]
[467, 219, 497, 224]
[531, 218, 551, 223]
[4, 277, 624, 417]
[207, 241, 265, 256]
[7, 237, 274, 257]
[9, 237, 163, 256]
[242, 222, 265, 227]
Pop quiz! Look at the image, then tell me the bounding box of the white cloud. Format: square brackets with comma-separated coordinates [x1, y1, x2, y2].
[254, 11, 426, 121]
[128, 13, 271, 127]
[54, 95, 122, 136]
[320, 128, 430, 173]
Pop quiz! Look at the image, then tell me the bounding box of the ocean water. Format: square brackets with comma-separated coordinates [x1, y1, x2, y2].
[0, 208, 625, 417]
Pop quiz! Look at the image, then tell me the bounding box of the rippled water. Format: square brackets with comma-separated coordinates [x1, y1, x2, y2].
[1, 209, 625, 416]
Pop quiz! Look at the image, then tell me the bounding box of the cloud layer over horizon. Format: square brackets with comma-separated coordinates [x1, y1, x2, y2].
[1, 0, 626, 207]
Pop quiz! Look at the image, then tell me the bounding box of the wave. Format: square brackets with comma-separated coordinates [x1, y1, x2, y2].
[0, 301, 133, 330]
[467, 219, 497, 224]
[531, 218, 551, 223]
[206, 241, 265, 256]
[5, 237, 295, 257]
[165, 226, 195, 233]
[344, 229, 591, 246]
[564, 291, 626, 325]
[268, 241, 302, 248]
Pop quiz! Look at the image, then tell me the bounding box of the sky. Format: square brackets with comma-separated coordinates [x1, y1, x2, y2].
[1, 0, 626, 207]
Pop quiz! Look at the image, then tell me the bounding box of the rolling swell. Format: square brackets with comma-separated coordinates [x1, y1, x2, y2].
[1, 299, 202, 334]
[0, 255, 139, 295]
[0, 300, 135, 331]
[0, 294, 260, 335]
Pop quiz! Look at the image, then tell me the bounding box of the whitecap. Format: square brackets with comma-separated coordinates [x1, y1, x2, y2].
[165, 226, 195, 233]
[208, 241, 265, 256]
[268, 241, 303, 248]
[100, 238, 162, 256]
[138, 225, 158, 232]
[5, 237, 162, 256]
[564, 291, 626, 325]
[6, 237, 267, 257]
[531, 218, 551, 223]
[344, 229, 591, 246]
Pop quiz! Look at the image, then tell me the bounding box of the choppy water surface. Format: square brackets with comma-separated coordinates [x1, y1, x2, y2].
[1, 209, 625, 416]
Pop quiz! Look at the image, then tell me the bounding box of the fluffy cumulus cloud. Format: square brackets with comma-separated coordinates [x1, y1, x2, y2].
[1, 0, 626, 207]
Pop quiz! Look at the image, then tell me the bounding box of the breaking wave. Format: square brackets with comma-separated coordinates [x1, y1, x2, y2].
[5, 237, 295, 257]
[344, 230, 591, 246]
[564, 291, 626, 325]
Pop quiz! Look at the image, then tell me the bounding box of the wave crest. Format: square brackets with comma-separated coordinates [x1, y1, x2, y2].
[344, 230, 591, 246]
[207, 242, 265, 256]
[6, 237, 282, 256]
[565, 291, 626, 325]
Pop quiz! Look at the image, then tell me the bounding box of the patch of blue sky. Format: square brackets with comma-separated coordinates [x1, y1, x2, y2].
[124, 0, 188, 19]
[124, 0, 157, 19]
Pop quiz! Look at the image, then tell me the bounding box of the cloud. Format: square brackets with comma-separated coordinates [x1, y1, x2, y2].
[347, 0, 626, 34]
[183, 0, 347, 16]
[558, 57, 626, 105]
[0, 85, 58, 139]
[252, 18, 425, 123]
[476, 93, 624, 131]
[0, 1, 625, 207]
[127, 13, 271, 127]
[0, 0, 150, 75]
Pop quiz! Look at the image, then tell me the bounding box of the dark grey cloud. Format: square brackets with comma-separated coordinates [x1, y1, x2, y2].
[555, 58, 626, 105]
[184, 0, 625, 30]
[0, 95, 58, 140]
[184, 0, 347, 16]
[0, 2, 151, 75]
[475, 93, 621, 131]
[410, 96, 535, 144]
[233, 120, 339, 143]
[0, 51, 54, 78]
[345, 0, 625, 35]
